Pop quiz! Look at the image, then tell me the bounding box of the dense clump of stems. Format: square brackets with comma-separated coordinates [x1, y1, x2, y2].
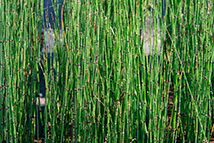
[1, 0, 214, 142]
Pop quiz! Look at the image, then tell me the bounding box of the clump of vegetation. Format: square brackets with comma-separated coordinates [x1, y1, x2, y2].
[0, 0, 214, 142]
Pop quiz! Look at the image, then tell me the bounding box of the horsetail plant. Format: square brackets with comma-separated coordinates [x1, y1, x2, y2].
[1, 0, 214, 142]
